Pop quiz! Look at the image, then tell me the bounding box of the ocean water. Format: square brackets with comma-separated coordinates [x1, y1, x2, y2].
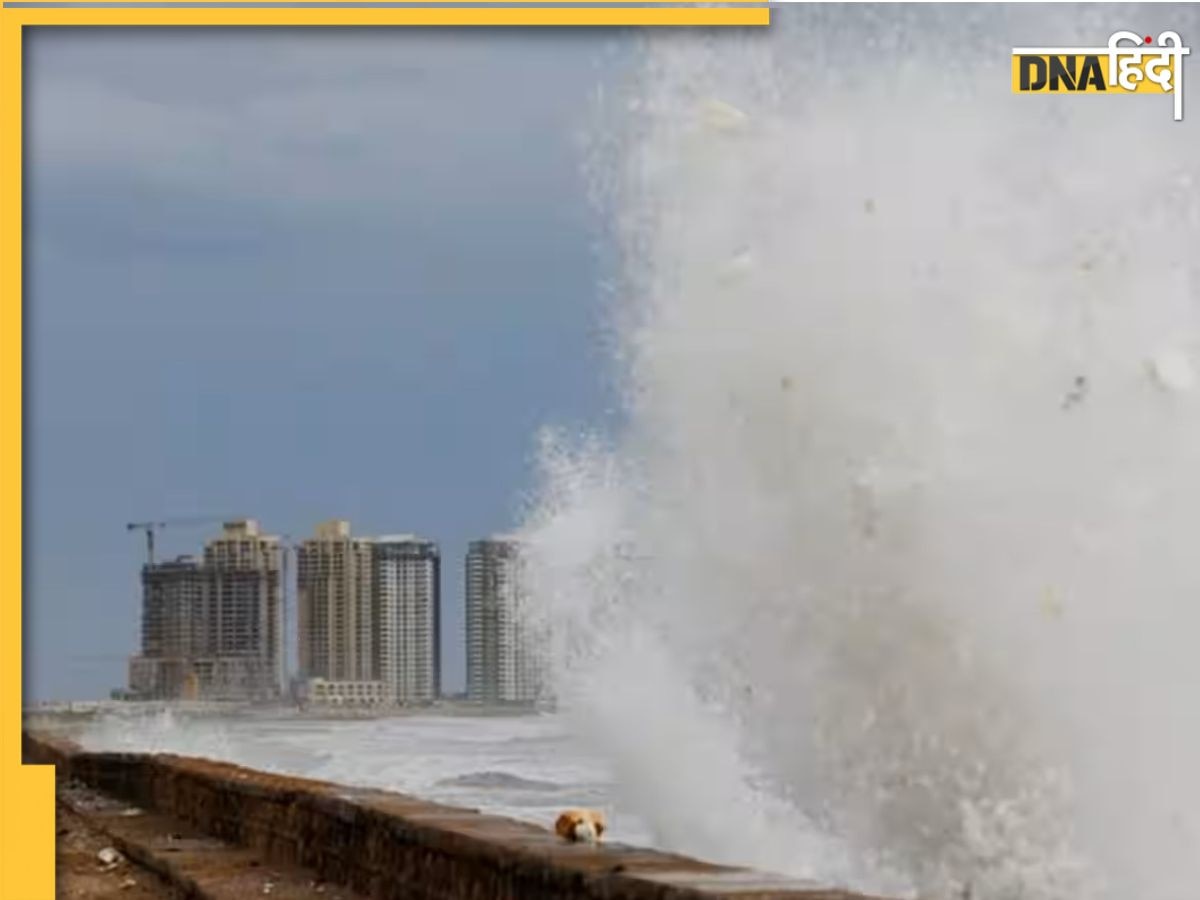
[75, 708, 656, 846]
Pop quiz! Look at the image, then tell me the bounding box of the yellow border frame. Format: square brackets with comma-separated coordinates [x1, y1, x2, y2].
[0, 3, 767, 898]
[2, 7, 770, 25]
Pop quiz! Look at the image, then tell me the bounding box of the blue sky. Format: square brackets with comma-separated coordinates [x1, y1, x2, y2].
[24, 28, 631, 700]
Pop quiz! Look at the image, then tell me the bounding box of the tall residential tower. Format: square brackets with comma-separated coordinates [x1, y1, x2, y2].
[374, 536, 440, 704]
[296, 519, 375, 683]
[465, 536, 546, 705]
[296, 521, 440, 705]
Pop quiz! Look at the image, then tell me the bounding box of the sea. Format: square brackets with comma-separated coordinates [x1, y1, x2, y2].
[64, 706, 657, 847]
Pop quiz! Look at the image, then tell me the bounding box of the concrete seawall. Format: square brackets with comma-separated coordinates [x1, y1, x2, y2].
[26, 730, 890, 900]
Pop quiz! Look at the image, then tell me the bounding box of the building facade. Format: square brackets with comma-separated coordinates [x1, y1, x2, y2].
[465, 537, 546, 705]
[138, 556, 206, 659]
[202, 519, 284, 697]
[296, 522, 440, 706]
[303, 679, 389, 707]
[374, 537, 440, 704]
[296, 520, 375, 683]
[128, 520, 283, 701]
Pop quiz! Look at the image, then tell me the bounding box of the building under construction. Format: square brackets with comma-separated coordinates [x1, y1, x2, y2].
[128, 519, 283, 701]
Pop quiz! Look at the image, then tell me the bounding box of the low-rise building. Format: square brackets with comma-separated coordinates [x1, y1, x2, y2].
[303, 678, 390, 706]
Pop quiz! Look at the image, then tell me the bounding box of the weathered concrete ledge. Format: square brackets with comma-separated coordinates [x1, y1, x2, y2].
[26, 730, 890, 900]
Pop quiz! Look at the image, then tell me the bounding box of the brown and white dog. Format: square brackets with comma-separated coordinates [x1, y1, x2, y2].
[554, 808, 606, 844]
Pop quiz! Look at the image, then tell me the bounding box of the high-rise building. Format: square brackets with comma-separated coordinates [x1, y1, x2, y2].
[465, 536, 546, 705]
[201, 519, 284, 698]
[374, 536, 440, 704]
[139, 556, 206, 659]
[296, 522, 440, 705]
[128, 556, 206, 699]
[128, 519, 283, 701]
[296, 520, 375, 683]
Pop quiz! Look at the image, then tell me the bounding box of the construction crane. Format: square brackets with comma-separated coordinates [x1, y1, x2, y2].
[125, 516, 237, 567]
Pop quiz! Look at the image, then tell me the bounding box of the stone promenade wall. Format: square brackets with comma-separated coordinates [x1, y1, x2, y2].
[25, 729, 888, 900]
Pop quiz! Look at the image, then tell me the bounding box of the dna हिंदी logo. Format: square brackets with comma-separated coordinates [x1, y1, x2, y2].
[1012, 31, 1189, 121]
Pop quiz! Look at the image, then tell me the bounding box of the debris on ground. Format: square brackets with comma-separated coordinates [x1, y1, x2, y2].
[57, 801, 174, 899]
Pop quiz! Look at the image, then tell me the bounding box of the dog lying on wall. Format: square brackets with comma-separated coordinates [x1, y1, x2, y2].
[554, 808, 606, 844]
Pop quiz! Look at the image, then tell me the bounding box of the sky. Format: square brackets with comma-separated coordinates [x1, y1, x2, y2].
[24, 27, 634, 701]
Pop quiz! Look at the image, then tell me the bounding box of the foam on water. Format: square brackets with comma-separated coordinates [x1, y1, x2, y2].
[77, 709, 651, 841]
[520, 6, 1200, 899]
